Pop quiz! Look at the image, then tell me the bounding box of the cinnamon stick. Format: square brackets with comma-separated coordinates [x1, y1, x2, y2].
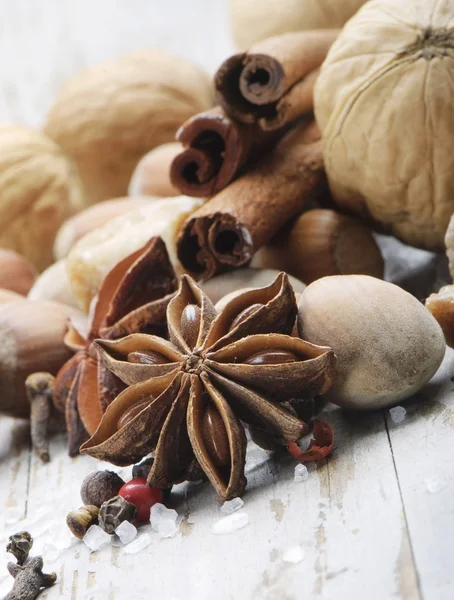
[170, 106, 279, 197]
[177, 120, 325, 278]
[215, 30, 339, 131]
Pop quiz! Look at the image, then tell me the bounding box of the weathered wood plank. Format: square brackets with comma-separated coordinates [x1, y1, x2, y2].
[387, 347, 454, 600]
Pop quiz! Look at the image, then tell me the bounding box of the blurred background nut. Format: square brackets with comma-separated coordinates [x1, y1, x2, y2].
[66, 196, 203, 311]
[45, 50, 213, 205]
[53, 197, 153, 261]
[129, 143, 182, 198]
[0, 300, 81, 418]
[0, 249, 37, 295]
[253, 209, 384, 284]
[0, 125, 86, 271]
[229, 0, 367, 49]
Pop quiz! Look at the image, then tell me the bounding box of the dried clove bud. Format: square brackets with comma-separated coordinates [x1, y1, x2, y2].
[132, 457, 155, 480]
[25, 372, 56, 463]
[98, 496, 137, 534]
[6, 531, 33, 565]
[80, 471, 125, 507]
[5, 556, 56, 600]
[66, 505, 99, 539]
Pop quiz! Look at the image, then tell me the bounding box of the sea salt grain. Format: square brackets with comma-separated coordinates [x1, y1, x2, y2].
[212, 512, 249, 535]
[221, 497, 244, 515]
[115, 521, 137, 545]
[150, 504, 178, 538]
[83, 525, 111, 552]
[282, 546, 305, 564]
[426, 477, 447, 494]
[294, 464, 309, 483]
[124, 532, 153, 555]
[389, 406, 406, 424]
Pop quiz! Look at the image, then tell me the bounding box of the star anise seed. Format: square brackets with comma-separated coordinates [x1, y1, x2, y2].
[81, 273, 335, 500]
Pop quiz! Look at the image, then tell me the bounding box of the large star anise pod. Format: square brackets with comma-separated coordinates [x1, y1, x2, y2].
[53, 237, 177, 455]
[81, 273, 335, 499]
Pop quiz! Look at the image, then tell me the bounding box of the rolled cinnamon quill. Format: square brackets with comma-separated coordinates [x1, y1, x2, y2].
[215, 30, 339, 130]
[170, 106, 279, 197]
[177, 120, 324, 278]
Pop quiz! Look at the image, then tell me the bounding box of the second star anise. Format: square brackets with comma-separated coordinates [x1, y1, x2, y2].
[81, 273, 335, 499]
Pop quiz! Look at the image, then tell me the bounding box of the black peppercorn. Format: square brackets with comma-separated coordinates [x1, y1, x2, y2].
[98, 496, 137, 534]
[80, 471, 125, 507]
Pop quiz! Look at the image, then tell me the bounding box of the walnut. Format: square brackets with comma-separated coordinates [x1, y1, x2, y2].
[315, 0, 454, 251]
[45, 51, 213, 204]
[0, 126, 85, 271]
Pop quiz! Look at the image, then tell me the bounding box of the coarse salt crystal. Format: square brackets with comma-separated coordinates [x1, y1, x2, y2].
[124, 532, 153, 555]
[115, 520, 137, 545]
[212, 512, 249, 535]
[83, 525, 111, 552]
[294, 464, 309, 483]
[221, 497, 244, 515]
[389, 406, 406, 424]
[150, 504, 178, 538]
[282, 546, 305, 564]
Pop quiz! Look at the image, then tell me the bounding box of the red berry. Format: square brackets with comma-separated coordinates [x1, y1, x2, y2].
[118, 478, 163, 523]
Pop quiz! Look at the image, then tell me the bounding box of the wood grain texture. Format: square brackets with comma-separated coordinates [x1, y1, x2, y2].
[0, 2, 453, 599]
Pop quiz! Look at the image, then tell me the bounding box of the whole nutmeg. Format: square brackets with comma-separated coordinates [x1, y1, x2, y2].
[0, 250, 37, 296]
[0, 300, 80, 418]
[27, 260, 78, 308]
[66, 505, 99, 539]
[0, 126, 85, 271]
[81, 471, 125, 507]
[201, 268, 306, 306]
[45, 51, 213, 204]
[298, 275, 446, 409]
[253, 209, 384, 284]
[53, 197, 153, 261]
[66, 196, 203, 311]
[98, 496, 137, 534]
[129, 143, 182, 198]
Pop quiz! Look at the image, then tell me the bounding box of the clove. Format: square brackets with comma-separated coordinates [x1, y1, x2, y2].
[4, 556, 56, 600]
[6, 532, 33, 565]
[25, 372, 57, 462]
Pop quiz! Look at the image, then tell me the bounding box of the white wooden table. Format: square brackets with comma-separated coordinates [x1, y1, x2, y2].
[0, 2, 453, 599]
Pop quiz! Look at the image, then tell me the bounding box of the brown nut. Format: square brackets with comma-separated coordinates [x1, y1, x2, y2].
[253, 209, 384, 284]
[426, 285, 454, 348]
[45, 51, 213, 204]
[0, 250, 37, 295]
[66, 505, 99, 539]
[0, 300, 81, 418]
[129, 143, 182, 198]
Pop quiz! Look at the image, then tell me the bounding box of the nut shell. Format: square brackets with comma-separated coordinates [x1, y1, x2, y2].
[315, 1, 454, 251]
[426, 285, 454, 349]
[129, 143, 182, 198]
[253, 209, 384, 284]
[0, 300, 81, 418]
[298, 275, 446, 409]
[81, 471, 125, 507]
[45, 51, 213, 204]
[0, 126, 85, 271]
[0, 250, 37, 295]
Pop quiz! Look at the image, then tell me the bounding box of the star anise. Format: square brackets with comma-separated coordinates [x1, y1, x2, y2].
[53, 237, 177, 456]
[81, 273, 335, 500]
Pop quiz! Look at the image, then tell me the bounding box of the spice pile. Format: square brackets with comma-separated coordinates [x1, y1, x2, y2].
[0, 0, 453, 567]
